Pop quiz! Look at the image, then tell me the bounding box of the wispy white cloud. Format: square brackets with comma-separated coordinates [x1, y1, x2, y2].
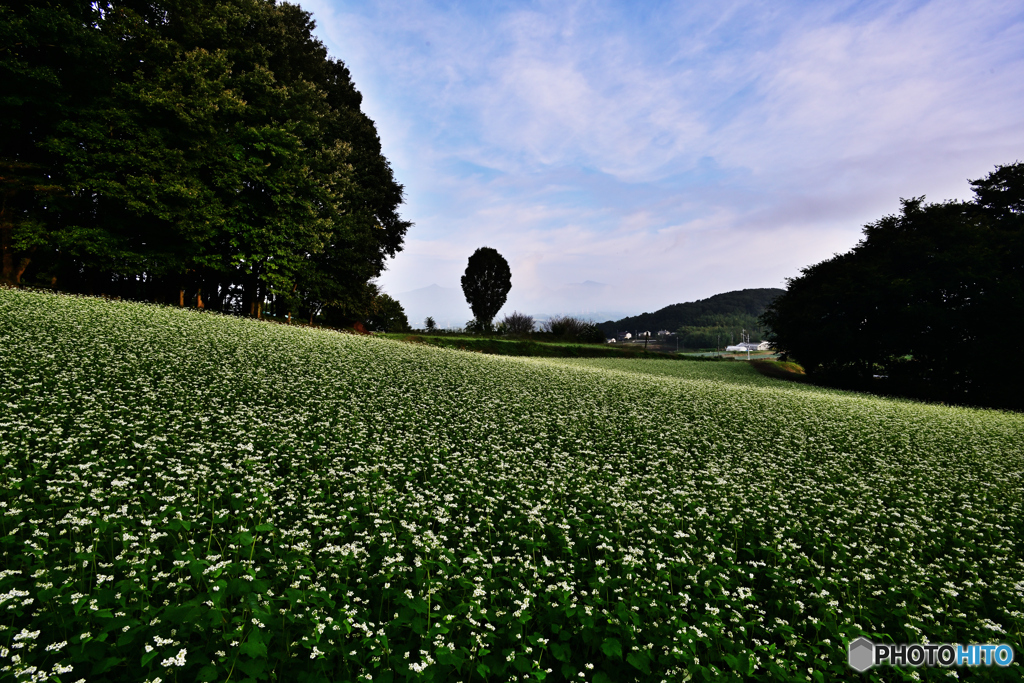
[298, 0, 1024, 317]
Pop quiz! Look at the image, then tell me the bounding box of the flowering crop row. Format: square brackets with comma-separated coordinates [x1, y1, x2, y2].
[0, 289, 1021, 682]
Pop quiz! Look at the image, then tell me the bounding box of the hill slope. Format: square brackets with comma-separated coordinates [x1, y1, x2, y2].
[599, 288, 784, 344]
[1, 289, 1022, 683]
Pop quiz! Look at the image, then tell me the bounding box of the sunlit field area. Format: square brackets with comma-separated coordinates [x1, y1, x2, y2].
[1, 289, 1022, 682]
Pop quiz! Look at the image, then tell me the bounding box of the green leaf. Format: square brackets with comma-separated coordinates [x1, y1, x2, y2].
[240, 630, 267, 659]
[437, 648, 464, 667]
[627, 651, 651, 674]
[197, 664, 219, 681]
[513, 656, 532, 673]
[91, 657, 122, 675]
[601, 638, 623, 659]
[237, 656, 266, 679]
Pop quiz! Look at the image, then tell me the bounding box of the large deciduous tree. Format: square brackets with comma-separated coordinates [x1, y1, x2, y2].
[366, 293, 409, 332]
[762, 162, 1024, 410]
[461, 246, 511, 329]
[0, 0, 409, 319]
[0, 0, 105, 286]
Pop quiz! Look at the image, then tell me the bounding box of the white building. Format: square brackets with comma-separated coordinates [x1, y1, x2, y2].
[726, 341, 771, 352]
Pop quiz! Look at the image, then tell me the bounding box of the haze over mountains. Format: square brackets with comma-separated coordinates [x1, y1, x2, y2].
[395, 282, 632, 330]
[395, 282, 783, 336]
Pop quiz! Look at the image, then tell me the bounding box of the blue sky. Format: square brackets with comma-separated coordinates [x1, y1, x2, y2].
[298, 0, 1024, 325]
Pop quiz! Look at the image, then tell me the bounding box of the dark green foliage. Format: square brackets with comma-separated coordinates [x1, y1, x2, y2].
[0, 0, 408, 322]
[367, 293, 409, 332]
[675, 321, 761, 350]
[464, 317, 494, 334]
[578, 324, 606, 344]
[461, 246, 511, 327]
[0, 0, 104, 286]
[762, 162, 1024, 410]
[545, 315, 605, 344]
[598, 289, 783, 343]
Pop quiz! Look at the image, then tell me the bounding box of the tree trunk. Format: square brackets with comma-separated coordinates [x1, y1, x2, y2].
[0, 207, 33, 286]
[196, 287, 204, 309]
[0, 201, 15, 285]
[13, 254, 31, 285]
[179, 288, 185, 307]
[243, 270, 259, 317]
[0, 243, 12, 285]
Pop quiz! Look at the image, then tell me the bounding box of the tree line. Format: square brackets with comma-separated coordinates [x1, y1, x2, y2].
[762, 162, 1023, 410]
[674, 316, 767, 350]
[598, 288, 783, 348]
[1, 0, 409, 323]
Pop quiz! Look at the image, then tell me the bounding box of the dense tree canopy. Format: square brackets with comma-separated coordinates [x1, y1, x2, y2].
[0, 0, 409, 322]
[461, 246, 511, 328]
[762, 162, 1024, 410]
[366, 292, 409, 333]
[598, 288, 783, 347]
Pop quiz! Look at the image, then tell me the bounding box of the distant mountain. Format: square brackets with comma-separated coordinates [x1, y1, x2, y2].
[394, 284, 471, 330]
[598, 288, 785, 340]
[395, 281, 633, 331]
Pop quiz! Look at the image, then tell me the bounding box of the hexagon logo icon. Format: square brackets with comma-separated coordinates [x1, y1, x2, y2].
[848, 637, 874, 672]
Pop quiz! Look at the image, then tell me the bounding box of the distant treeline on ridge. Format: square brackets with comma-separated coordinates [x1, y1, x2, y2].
[599, 288, 784, 348]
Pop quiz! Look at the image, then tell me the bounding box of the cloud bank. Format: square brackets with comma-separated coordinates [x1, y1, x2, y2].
[298, 0, 1024, 319]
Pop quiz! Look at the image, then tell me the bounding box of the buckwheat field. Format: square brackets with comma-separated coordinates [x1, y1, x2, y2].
[1, 289, 1021, 682]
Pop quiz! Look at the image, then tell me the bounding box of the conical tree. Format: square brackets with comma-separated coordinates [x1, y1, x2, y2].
[461, 246, 511, 329]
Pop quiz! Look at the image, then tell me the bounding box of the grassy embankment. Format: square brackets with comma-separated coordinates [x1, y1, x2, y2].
[380, 333, 697, 360]
[749, 359, 809, 382]
[1, 288, 1021, 683]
